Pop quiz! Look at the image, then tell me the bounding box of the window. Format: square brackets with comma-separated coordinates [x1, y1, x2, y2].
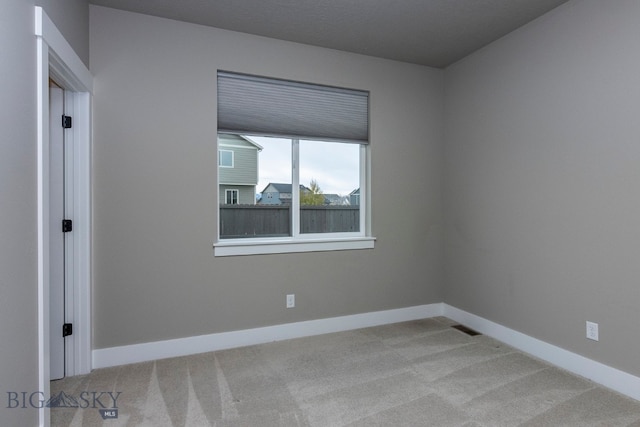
[215, 71, 374, 256]
[299, 139, 360, 234]
[225, 189, 239, 205]
[219, 150, 234, 167]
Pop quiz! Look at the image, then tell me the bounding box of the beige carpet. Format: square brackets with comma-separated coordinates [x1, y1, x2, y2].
[51, 317, 640, 426]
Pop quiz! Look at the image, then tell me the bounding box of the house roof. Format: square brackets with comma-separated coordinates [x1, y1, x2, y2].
[323, 194, 347, 205]
[261, 183, 310, 194]
[239, 135, 264, 151]
[218, 134, 263, 151]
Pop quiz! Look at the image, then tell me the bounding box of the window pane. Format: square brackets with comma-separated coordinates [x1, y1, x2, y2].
[299, 140, 360, 234]
[219, 150, 233, 167]
[225, 189, 238, 205]
[219, 135, 292, 239]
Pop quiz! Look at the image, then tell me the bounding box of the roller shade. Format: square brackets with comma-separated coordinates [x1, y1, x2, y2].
[217, 71, 369, 144]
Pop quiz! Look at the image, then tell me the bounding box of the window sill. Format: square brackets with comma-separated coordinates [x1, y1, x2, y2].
[214, 236, 376, 257]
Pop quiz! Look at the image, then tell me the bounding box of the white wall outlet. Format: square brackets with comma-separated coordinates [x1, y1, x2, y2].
[586, 321, 599, 341]
[286, 294, 295, 308]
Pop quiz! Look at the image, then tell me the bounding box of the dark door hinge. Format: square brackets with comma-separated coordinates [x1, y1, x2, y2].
[62, 219, 73, 233]
[62, 115, 72, 129]
[62, 323, 73, 337]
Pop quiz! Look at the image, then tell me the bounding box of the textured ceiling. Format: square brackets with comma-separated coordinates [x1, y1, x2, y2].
[88, 0, 570, 68]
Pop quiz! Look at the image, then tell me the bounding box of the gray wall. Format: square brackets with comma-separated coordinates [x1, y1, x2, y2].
[0, 3, 38, 424]
[444, 0, 640, 377]
[90, 6, 444, 349]
[0, 1, 88, 425]
[37, 0, 90, 66]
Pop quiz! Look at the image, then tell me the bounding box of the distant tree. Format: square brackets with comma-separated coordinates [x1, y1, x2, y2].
[300, 179, 325, 205]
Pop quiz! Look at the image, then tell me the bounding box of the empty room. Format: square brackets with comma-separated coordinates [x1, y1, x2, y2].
[2, 0, 640, 425]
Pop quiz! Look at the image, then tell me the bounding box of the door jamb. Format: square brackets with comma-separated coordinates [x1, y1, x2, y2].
[36, 7, 92, 427]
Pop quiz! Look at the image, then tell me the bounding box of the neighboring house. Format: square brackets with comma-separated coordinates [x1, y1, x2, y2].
[259, 183, 311, 205]
[323, 194, 349, 205]
[218, 134, 262, 204]
[349, 188, 360, 206]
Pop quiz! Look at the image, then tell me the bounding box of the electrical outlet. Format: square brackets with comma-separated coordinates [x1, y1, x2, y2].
[586, 321, 599, 341]
[286, 294, 295, 308]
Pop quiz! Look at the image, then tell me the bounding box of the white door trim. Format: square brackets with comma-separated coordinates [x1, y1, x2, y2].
[48, 85, 65, 381]
[36, 6, 92, 427]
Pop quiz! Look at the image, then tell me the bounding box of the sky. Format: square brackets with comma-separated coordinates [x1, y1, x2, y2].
[247, 136, 359, 196]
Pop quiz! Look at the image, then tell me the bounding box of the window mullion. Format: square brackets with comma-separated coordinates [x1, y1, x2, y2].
[359, 144, 367, 236]
[291, 139, 300, 238]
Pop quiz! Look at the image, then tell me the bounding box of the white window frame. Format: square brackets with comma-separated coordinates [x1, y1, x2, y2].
[225, 189, 239, 205]
[219, 149, 234, 168]
[215, 138, 374, 256]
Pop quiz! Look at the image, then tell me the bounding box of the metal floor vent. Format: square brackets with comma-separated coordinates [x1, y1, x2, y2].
[451, 324, 481, 336]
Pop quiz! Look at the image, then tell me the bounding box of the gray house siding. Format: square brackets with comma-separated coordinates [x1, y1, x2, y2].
[218, 143, 258, 185]
[260, 183, 286, 205]
[219, 185, 256, 205]
[349, 188, 360, 206]
[259, 183, 312, 205]
[218, 134, 260, 204]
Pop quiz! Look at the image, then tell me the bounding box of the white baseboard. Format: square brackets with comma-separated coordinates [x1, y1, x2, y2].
[443, 304, 640, 402]
[92, 303, 444, 369]
[92, 302, 640, 403]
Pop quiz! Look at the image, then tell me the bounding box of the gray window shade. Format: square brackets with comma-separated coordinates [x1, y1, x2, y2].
[217, 71, 369, 144]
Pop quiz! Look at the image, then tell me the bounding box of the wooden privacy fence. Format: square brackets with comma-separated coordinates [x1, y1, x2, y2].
[300, 205, 359, 234]
[220, 204, 359, 238]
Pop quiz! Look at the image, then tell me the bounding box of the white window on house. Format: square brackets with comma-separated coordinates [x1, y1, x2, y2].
[219, 150, 234, 167]
[215, 71, 375, 256]
[225, 189, 239, 205]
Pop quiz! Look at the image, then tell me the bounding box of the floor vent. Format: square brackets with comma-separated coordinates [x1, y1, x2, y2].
[451, 324, 481, 336]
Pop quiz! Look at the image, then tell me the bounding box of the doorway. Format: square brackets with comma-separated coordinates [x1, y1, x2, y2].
[36, 7, 93, 425]
[49, 82, 67, 380]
